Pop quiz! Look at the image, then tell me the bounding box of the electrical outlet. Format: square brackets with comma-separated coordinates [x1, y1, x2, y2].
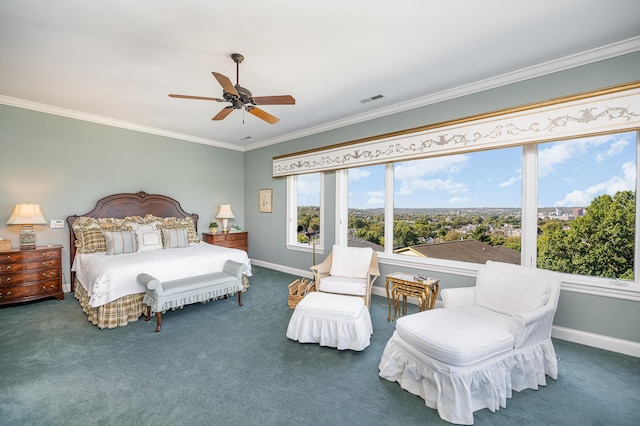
[50, 219, 64, 229]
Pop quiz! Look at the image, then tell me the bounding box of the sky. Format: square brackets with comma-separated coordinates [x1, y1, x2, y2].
[345, 131, 636, 209]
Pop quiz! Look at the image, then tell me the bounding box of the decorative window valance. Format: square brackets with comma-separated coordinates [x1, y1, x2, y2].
[273, 82, 640, 177]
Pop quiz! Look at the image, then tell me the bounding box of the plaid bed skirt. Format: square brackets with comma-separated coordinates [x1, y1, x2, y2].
[74, 278, 145, 329]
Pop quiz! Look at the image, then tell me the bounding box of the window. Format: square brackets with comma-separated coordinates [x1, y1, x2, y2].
[392, 148, 523, 263]
[286, 172, 323, 250]
[347, 165, 385, 251]
[333, 131, 638, 292]
[537, 132, 636, 281]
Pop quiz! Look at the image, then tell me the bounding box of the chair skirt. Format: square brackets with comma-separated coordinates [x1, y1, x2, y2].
[378, 331, 557, 425]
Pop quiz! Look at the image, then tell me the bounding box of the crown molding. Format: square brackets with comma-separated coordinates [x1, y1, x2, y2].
[246, 36, 640, 151]
[0, 95, 244, 152]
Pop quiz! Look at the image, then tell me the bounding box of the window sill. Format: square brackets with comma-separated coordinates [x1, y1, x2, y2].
[286, 243, 325, 256]
[377, 252, 640, 302]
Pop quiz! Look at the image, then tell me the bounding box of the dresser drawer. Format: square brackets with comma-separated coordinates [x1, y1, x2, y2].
[0, 249, 60, 263]
[202, 232, 248, 252]
[0, 268, 60, 285]
[0, 258, 61, 273]
[0, 280, 62, 302]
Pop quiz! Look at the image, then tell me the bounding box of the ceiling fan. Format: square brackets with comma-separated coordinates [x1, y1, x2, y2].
[169, 53, 295, 124]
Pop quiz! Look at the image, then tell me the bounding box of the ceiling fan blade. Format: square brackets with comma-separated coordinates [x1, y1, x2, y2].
[212, 72, 239, 97]
[252, 95, 296, 105]
[246, 106, 280, 124]
[169, 94, 224, 102]
[212, 106, 234, 121]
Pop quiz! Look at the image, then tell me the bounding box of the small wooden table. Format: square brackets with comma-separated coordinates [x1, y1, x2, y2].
[385, 272, 439, 321]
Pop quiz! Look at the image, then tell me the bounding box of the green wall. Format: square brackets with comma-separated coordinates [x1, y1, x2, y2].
[0, 106, 245, 281]
[244, 51, 640, 344]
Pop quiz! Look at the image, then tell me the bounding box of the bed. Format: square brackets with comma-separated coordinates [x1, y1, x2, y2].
[66, 191, 251, 329]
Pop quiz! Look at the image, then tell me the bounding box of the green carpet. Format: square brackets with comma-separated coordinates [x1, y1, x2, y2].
[1, 265, 638, 425]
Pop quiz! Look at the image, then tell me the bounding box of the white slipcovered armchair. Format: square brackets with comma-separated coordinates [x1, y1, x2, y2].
[378, 261, 562, 425]
[311, 245, 380, 308]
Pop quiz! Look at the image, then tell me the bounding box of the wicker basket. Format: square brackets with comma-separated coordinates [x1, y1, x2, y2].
[287, 277, 316, 309]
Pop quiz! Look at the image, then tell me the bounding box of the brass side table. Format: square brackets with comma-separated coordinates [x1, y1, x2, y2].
[385, 272, 439, 321]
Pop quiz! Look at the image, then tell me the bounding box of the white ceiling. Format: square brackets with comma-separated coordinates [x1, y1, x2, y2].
[1, 1, 639, 151]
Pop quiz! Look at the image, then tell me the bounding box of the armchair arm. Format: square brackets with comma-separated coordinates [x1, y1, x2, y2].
[440, 286, 476, 309]
[509, 304, 556, 349]
[137, 273, 163, 296]
[223, 260, 246, 279]
[310, 252, 333, 282]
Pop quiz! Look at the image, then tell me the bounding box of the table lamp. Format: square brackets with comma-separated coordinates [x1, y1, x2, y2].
[6, 203, 47, 250]
[216, 204, 235, 232]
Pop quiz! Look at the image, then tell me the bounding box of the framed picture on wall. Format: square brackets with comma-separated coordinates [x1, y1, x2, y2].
[259, 189, 272, 213]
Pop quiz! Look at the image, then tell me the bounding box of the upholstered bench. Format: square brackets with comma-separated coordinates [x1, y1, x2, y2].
[286, 292, 373, 351]
[137, 260, 246, 332]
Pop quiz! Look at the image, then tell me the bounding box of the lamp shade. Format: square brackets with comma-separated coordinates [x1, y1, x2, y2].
[6, 203, 47, 225]
[216, 204, 235, 219]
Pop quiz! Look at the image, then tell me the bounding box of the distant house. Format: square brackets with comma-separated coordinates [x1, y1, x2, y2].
[394, 240, 521, 264]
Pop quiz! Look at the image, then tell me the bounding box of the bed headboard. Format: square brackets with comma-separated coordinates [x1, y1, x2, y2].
[66, 191, 199, 276]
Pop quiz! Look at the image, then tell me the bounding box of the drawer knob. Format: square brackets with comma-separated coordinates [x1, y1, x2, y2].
[5, 277, 10, 282]
[5, 255, 10, 260]
[6, 265, 10, 270]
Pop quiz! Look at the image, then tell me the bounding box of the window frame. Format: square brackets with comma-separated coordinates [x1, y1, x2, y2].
[285, 172, 325, 255]
[335, 132, 640, 301]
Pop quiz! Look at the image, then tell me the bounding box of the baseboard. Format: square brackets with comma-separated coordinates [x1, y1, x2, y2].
[253, 260, 640, 358]
[551, 326, 640, 358]
[250, 259, 314, 279]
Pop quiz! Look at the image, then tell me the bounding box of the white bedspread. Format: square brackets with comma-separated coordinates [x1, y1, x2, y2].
[72, 242, 252, 307]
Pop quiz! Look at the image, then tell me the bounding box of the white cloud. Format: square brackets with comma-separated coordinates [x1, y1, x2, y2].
[348, 168, 371, 182]
[595, 139, 628, 163]
[499, 176, 520, 187]
[394, 155, 470, 180]
[538, 134, 617, 177]
[396, 178, 468, 197]
[366, 190, 385, 207]
[554, 161, 636, 207]
[448, 196, 471, 205]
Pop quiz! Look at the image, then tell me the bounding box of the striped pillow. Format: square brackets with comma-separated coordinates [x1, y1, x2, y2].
[103, 231, 137, 255]
[161, 227, 189, 249]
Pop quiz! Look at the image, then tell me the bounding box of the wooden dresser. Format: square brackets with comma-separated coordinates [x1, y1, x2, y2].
[202, 232, 248, 252]
[0, 245, 64, 306]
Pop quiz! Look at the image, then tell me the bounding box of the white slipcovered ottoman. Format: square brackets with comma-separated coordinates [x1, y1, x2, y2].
[286, 292, 373, 351]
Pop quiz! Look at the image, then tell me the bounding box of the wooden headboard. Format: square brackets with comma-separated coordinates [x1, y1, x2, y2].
[66, 191, 199, 276]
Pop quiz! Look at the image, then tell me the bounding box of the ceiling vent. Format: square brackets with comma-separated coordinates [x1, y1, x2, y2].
[359, 94, 384, 104]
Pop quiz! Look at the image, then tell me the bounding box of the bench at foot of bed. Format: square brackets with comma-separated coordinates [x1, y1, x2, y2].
[137, 260, 246, 332]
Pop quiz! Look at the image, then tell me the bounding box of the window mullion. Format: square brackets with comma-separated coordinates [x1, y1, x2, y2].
[385, 163, 394, 256]
[521, 145, 538, 267]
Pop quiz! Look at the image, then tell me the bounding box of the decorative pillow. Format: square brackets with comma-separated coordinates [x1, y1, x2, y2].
[475, 261, 552, 316]
[159, 216, 200, 243]
[136, 229, 163, 251]
[74, 228, 107, 253]
[97, 217, 127, 231]
[103, 230, 137, 255]
[329, 245, 373, 279]
[72, 217, 106, 253]
[129, 223, 156, 232]
[161, 227, 189, 249]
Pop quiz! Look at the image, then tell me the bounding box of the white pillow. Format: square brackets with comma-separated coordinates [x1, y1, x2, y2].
[103, 230, 137, 255]
[161, 227, 189, 249]
[129, 223, 156, 232]
[475, 261, 552, 316]
[136, 229, 163, 252]
[329, 245, 373, 279]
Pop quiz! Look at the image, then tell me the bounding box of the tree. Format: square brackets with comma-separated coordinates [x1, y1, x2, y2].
[537, 191, 635, 280]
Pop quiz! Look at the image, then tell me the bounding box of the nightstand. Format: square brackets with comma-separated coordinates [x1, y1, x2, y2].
[0, 245, 64, 306]
[202, 231, 248, 252]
